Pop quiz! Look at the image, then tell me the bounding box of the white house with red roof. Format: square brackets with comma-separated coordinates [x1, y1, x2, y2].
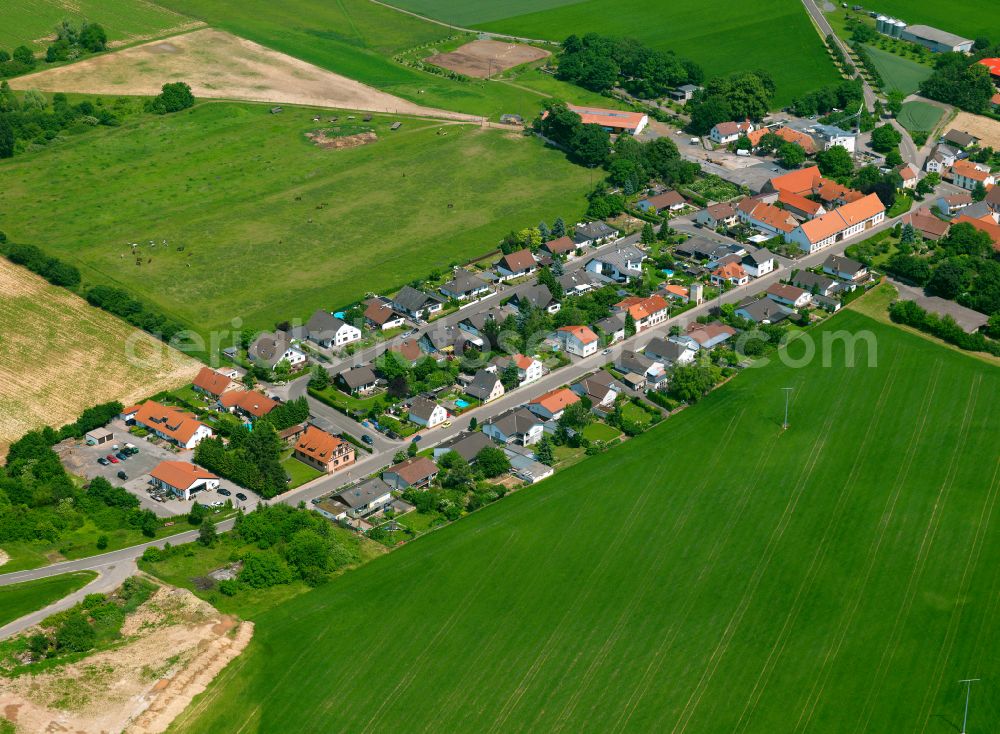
[149, 461, 220, 500]
[122, 401, 213, 449]
[951, 160, 996, 191]
[787, 193, 885, 253]
[613, 295, 669, 332]
[556, 325, 599, 357]
[565, 104, 648, 135]
[709, 120, 754, 145]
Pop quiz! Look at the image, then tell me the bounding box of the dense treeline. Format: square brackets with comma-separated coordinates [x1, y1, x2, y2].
[258, 396, 309, 431]
[790, 80, 864, 118]
[44, 20, 107, 63]
[686, 71, 776, 135]
[919, 53, 997, 114]
[6, 242, 80, 287]
[194, 422, 287, 498]
[84, 284, 186, 341]
[1, 401, 162, 545]
[0, 82, 123, 158]
[885, 223, 1000, 319]
[557, 33, 702, 97]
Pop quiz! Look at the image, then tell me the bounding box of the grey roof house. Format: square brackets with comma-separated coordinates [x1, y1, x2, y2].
[440, 269, 490, 301]
[573, 220, 617, 246]
[433, 432, 494, 463]
[333, 477, 394, 519]
[735, 298, 794, 324]
[338, 366, 378, 394]
[585, 245, 646, 283]
[510, 284, 560, 314]
[392, 286, 446, 319]
[483, 408, 544, 446]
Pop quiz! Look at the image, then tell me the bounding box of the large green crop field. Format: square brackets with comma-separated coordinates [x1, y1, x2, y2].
[0, 101, 591, 336]
[171, 311, 1000, 732]
[849, 0, 1000, 45]
[862, 45, 933, 95]
[0, 0, 194, 54]
[150, 0, 601, 119]
[0, 572, 96, 628]
[382, 0, 842, 105]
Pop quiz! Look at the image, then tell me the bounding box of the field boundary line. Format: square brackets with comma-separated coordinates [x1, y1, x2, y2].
[368, 0, 560, 45]
[667, 370, 853, 734]
[735, 354, 902, 732]
[916, 449, 1000, 730]
[856, 372, 981, 731]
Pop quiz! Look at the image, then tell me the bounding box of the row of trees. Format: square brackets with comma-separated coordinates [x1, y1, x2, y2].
[5, 242, 80, 287]
[889, 299, 1000, 356]
[45, 20, 107, 63]
[557, 33, 703, 98]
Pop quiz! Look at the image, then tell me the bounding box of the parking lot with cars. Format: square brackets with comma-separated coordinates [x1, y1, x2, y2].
[58, 421, 260, 516]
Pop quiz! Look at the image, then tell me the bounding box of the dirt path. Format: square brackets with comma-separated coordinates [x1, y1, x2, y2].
[10, 28, 482, 122]
[0, 583, 253, 734]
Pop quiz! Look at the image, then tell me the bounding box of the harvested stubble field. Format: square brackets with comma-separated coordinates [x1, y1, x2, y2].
[10, 28, 478, 121]
[169, 311, 1000, 732]
[948, 111, 1000, 150]
[0, 260, 199, 456]
[425, 39, 550, 78]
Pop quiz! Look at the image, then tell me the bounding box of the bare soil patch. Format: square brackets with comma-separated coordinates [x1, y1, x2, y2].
[426, 39, 549, 78]
[0, 583, 253, 734]
[11, 28, 480, 121]
[0, 260, 199, 458]
[948, 111, 1000, 150]
[306, 128, 378, 149]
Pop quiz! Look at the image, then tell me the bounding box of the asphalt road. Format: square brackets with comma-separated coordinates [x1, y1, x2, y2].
[0, 200, 918, 600]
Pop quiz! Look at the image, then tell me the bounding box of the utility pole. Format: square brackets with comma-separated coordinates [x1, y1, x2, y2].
[781, 387, 793, 429]
[959, 678, 979, 734]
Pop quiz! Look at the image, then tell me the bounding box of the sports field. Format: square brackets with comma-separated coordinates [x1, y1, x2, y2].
[898, 100, 943, 134]
[171, 311, 1000, 732]
[0, 101, 591, 336]
[151, 0, 597, 119]
[0, 0, 199, 54]
[862, 45, 933, 95]
[383, 0, 842, 105]
[0, 259, 199, 456]
[0, 572, 96, 628]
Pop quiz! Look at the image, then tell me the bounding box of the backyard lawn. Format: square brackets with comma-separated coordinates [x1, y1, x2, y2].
[581, 421, 621, 442]
[0, 101, 591, 341]
[281, 455, 323, 489]
[169, 310, 1000, 732]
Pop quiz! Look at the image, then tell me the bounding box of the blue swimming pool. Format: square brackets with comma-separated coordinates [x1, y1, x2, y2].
[454, 399, 470, 408]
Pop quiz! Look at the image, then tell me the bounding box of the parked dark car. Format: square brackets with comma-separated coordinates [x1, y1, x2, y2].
[97, 457, 110, 466]
[115, 452, 129, 461]
[117, 470, 128, 480]
[217, 487, 232, 496]
[235, 492, 248, 501]
[361, 434, 374, 445]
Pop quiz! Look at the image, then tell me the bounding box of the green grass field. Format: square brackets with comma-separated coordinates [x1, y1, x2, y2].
[0, 0, 194, 54]
[849, 0, 1000, 46]
[862, 45, 933, 95]
[0, 101, 591, 337]
[170, 310, 1000, 732]
[0, 572, 96, 627]
[898, 100, 944, 133]
[151, 0, 598, 119]
[383, 0, 842, 105]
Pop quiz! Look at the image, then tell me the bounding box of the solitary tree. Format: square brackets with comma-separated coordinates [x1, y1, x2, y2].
[198, 519, 217, 547]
